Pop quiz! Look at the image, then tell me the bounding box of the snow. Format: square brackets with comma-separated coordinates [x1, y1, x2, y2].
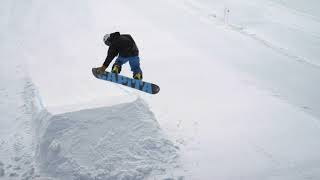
[35, 98, 179, 179]
[0, 63, 41, 179]
[1, 0, 320, 179]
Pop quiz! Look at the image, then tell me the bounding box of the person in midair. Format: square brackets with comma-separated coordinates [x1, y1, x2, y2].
[96, 32, 143, 80]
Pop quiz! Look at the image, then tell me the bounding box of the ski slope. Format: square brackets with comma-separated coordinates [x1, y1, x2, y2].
[1, 0, 320, 179]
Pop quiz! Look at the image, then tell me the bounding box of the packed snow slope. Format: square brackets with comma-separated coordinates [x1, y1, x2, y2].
[35, 98, 179, 180]
[1, 0, 320, 179]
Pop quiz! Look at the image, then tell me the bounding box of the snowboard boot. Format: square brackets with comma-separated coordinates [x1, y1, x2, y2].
[133, 73, 143, 80]
[111, 64, 121, 74]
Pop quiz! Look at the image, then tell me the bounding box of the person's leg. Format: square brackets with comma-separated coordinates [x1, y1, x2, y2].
[112, 56, 128, 74]
[129, 56, 143, 80]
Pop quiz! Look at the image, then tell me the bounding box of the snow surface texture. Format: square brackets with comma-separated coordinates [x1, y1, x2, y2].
[1, 0, 320, 179]
[0, 65, 180, 180]
[35, 98, 179, 180]
[0, 28, 44, 179]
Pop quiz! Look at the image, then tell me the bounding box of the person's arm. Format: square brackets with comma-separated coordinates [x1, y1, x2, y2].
[96, 45, 118, 74]
[103, 45, 118, 68]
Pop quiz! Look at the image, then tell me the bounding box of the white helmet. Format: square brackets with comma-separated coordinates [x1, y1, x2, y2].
[103, 33, 111, 46]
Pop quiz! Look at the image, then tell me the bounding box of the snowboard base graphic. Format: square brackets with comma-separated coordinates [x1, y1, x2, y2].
[92, 68, 160, 94]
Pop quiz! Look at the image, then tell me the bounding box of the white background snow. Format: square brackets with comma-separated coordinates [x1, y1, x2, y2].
[1, 0, 320, 179]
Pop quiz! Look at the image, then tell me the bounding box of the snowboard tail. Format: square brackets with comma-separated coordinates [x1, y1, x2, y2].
[92, 68, 160, 94]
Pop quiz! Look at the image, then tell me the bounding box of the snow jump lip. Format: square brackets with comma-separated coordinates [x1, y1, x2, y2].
[92, 68, 160, 94]
[35, 98, 179, 179]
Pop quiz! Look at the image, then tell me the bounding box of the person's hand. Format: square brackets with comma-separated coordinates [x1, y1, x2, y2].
[96, 65, 107, 75]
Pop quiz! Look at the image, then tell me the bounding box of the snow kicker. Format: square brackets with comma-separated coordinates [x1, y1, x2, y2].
[34, 98, 180, 180]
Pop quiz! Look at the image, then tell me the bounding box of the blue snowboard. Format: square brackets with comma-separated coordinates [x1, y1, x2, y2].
[92, 68, 160, 94]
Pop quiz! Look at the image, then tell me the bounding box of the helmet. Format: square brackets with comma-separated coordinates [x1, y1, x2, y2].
[103, 32, 120, 46]
[103, 33, 111, 46]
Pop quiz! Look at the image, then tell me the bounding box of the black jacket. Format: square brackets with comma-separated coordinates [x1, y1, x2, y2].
[103, 32, 139, 67]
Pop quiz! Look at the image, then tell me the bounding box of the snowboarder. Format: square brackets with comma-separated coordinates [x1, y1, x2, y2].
[96, 32, 143, 80]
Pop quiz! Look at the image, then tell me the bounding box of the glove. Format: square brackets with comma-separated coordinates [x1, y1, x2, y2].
[96, 65, 107, 75]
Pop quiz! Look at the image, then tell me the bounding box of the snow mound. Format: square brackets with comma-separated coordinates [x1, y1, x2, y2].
[34, 98, 179, 180]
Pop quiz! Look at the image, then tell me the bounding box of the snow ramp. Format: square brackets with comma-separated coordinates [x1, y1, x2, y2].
[34, 98, 180, 180]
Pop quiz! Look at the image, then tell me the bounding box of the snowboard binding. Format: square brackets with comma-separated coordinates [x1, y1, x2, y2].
[111, 64, 121, 74]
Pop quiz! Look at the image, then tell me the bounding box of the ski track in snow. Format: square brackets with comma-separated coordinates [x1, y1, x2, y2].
[231, 25, 320, 70]
[175, 0, 320, 119]
[179, 0, 320, 69]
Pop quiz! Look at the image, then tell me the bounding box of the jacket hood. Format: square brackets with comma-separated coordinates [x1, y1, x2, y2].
[109, 32, 120, 41]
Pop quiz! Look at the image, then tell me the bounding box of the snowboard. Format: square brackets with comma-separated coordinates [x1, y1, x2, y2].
[92, 68, 160, 94]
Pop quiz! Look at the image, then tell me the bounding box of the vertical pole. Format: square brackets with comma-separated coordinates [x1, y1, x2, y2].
[224, 7, 230, 25]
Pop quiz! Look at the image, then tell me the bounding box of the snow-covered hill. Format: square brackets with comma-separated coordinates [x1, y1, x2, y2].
[1, 0, 320, 179]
